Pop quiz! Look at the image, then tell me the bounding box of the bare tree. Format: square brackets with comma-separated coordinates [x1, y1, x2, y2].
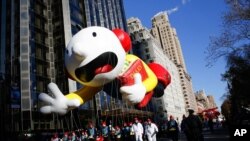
[206, 0, 250, 66]
[206, 0, 250, 128]
[221, 98, 231, 120]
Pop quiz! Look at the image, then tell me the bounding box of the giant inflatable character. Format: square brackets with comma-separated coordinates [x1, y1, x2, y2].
[39, 26, 171, 115]
[201, 107, 220, 119]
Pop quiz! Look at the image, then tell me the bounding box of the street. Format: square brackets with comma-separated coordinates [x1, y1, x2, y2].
[158, 127, 230, 141]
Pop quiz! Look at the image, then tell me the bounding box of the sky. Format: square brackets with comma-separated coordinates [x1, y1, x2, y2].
[123, 0, 229, 109]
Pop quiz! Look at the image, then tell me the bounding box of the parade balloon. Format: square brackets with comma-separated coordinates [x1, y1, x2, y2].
[200, 107, 220, 119]
[39, 26, 171, 115]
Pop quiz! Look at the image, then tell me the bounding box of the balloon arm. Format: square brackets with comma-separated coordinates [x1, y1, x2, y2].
[65, 86, 102, 105]
[148, 62, 171, 87]
[141, 62, 158, 92]
[120, 73, 146, 104]
[136, 91, 154, 108]
[39, 83, 82, 115]
[39, 83, 102, 115]
[122, 54, 158, 92]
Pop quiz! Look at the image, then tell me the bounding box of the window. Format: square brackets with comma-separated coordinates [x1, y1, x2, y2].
[139, 33, 143, 37]
[35, 32, 41, 42]
[21, 44, 28, 54]
[36, 48, 42, 59]
[158, 106, 163, 111]
[35, 18, 41, 28]
[21, 0, 27, 4]
[20, 27, 28, 36]
[36, 64, 43, 75]
[35, 5, 42, 15]
[21, 11, 28, 20]
[37, 80, 44, 92]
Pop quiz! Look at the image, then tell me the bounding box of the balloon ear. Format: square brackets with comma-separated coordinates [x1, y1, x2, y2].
[112, 29, 132, 52]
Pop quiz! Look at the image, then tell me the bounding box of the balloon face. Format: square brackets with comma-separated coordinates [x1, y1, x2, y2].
[65, 26, 126, 87]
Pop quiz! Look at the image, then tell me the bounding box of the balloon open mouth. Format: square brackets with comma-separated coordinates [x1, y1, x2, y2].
[75, 52, 118, 82]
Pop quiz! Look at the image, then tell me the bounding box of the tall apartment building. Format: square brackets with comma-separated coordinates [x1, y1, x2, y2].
[197, 102, 205, 113]
[127, 17, 186, 123]
[207, 95, 217, 108]
[0, 0, 128, 137]
[195, 90, 217, 113]
[195, 90, 210, 109]
[151, 11, 197, 112]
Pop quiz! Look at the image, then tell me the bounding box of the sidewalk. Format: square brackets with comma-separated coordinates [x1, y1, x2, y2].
[158, 127, 230, 141]
[203, 127, 230, 141]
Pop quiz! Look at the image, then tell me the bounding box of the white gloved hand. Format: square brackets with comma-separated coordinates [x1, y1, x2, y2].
[39, 83, 80, 115]
[120, 73, 146, 104]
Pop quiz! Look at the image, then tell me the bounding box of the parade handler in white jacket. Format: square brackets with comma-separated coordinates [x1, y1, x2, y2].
[132, 117, 144, 141]
[145, 118, 159, 141]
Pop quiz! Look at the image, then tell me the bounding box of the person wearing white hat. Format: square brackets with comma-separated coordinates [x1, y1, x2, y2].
[132, 117, 144, 141]
[145, 118, 158, 141]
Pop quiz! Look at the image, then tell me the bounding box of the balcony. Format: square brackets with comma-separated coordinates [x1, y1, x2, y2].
[30, 24, 48, 34]
[29, 9, 48, 21]
[101, 108, 153, 117]
[30, 38, 49, 48]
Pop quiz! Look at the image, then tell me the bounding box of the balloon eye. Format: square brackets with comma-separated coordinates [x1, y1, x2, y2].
[92, 32, 97, 37]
